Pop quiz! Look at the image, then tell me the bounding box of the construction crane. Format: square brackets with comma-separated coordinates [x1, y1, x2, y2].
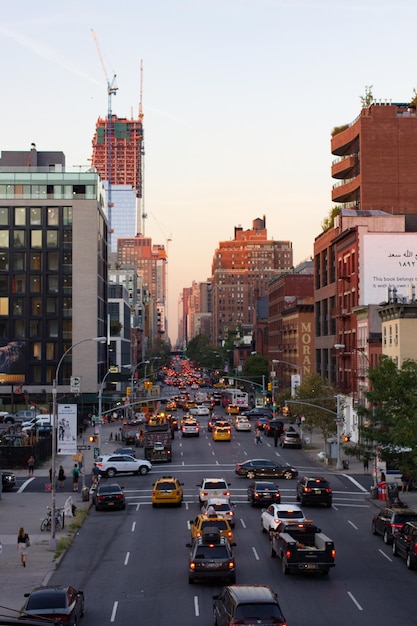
[91, 28, 118, 246]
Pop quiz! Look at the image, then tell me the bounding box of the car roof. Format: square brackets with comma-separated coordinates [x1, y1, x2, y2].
[225, 584, 277, 602]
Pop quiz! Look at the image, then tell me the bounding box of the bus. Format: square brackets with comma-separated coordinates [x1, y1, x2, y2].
[221, 388, 249, 412]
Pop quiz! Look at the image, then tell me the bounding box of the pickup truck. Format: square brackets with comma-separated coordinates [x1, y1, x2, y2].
[269, 520, 336, 575]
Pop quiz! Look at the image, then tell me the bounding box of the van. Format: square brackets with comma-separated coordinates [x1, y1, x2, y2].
[21, 415, 53, 431]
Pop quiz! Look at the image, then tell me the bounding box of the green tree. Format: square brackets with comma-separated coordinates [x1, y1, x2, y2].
[321, 206, 341, 231]
[290, 374, 339, 443]
[186, 334, 220, 369]
[242, 354, 268, 390]
[358, 357, 417, 479]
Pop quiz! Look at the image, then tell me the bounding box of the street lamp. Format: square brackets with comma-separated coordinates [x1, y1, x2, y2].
[272, 359, 302, 396]
[50, 335, 106, 551]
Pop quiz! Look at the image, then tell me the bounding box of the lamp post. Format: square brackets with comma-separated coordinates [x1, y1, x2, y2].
[50, 336, 106, 551]
[335, 393, 343, 471]
[130, 360, 150, 414]
[272, 359, 302, 397]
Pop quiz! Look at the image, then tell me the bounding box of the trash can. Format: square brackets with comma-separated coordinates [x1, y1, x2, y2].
[81, 486, 90, 502]
[378, 481, 387, 501]
[370, 485, 378, 499]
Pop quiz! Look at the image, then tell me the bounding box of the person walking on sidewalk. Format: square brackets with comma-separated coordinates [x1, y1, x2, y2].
[58, 465, 66, 489]
[27, 455, 35, 477]
[363, 457, 369, 474]
[71, 463, 80, 492]
[17, 527, 30, 567]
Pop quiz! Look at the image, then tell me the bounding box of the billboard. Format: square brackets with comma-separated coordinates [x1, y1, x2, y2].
[361, 233, 417, 305]
[57, 404, 77, 455]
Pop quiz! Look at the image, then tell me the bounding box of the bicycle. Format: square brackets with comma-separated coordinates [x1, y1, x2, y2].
[40, 506, 64, 532]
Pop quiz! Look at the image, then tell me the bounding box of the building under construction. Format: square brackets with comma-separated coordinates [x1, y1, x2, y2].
[91, 115, 144, 196]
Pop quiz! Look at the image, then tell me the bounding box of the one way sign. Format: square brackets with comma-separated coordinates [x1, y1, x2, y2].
[70, 376, 81, 394]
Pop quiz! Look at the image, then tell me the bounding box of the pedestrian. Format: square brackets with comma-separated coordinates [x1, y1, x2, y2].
[401, 473, 411, 493]
[255, 427, 262, 445]
[109, 431, 113, 441]
[273, 428, 279, 448]
[17, 527, 30, 567]
[27, 455, 35, 477]
[91, 462, 100, 488]
[71, 463, 80, 492]
[363, 458, 369, 474]
[58, 465, 66, 489]
[49, 467, 53, 484]
[380, 470, 386, 483]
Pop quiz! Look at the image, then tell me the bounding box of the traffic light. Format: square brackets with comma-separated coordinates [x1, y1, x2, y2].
[126, 386, 131, 396]
[267, 382, 272, 391]
[343, 435, 351, 442]
[89, 434, 98, 443]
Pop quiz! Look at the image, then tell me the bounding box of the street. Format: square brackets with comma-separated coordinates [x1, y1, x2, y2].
[23, 408, 413, 626]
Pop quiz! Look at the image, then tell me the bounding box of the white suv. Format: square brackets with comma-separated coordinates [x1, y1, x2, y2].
[197, 478, 231, 504]
[96, 454, 152, 478]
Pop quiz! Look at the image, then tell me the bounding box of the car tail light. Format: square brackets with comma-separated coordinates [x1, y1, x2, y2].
[189, 562, 196, 570]
[331, 548, 336, 559]
[228, 561, 234, 569]
[115, 494, 124, 500]
[325, 488, 332, 494]
[201, 491, 208, 497]
[304, 487, 312, 493]
[391, 523, 403, 529]
[227, 531, 233, 539]
[223, 491, 230, 497]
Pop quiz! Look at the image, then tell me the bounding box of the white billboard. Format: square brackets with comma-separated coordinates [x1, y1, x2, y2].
[360, 233, 417, 305]
[57, 404, 77, 455]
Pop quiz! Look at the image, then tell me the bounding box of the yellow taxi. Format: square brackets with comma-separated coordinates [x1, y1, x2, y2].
[189, 514, 235, 544]
[213, 422, 232, 442]
[166, 400, 177, 411]
[152, 476, 184, 507]
[226, 404, 240, 415]
[183, 399, 197, 411]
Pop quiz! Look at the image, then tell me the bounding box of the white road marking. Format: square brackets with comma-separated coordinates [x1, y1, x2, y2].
[348, 520, 358, 529]
[379, 548, 392, 562]
[194, 596, 199, 617]
[124, 552, 130, 565]
[240, 519, 247, 528]
[252, 546, 260, 560]
[110, 601, 118, 622]
[131, 521, 136, 532]
[347, 591, 363, 611]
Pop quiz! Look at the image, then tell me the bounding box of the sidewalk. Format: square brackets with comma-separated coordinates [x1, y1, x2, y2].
[0, 422, 120, 618]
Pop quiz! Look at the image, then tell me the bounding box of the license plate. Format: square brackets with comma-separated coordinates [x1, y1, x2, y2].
[205, 562, 218, 569]
[107, 502, 114, 506]
[263, 494, 271, 498]
[313, 489, 322, 494]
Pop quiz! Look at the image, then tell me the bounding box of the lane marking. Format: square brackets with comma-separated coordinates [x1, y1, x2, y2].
[252, 546, 260, 560]
[240, 519, 247, 528]
[348, 520, 358, 529]
[379, 548, 392, 562]
[131, 521, 136, 532]
[347, 592, 363, 611]
[110, 601, 118, 622]
[124, 552, 130, 565]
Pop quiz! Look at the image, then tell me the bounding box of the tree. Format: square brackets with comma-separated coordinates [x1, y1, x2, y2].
[358, 357, 417, 480]
[185, 334, 220, 369]
[321, 206, 341, 231]
[242, 354, 268, 390]
[290, 374, 339, 444]
[360, 85, 374, 108]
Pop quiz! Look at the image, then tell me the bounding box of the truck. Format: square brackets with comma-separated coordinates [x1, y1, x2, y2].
[269, 520, 336, 575]
[143, 421, 172, 463]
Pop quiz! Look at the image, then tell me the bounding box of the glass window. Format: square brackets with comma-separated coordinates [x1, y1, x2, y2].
[63, 251, 72, 267]
[33, 342, 41, 358]
[13, 231, 25, 247]
[30, 208, 41, 225]
[46, 298, 57, 314]
[63, 229, 72, 246]
[32, 365, 42, 384]
[62, 297, 72, 317]
[0, 252, 8, 270]
[63, 275, 72, 290]
[30, 253, 41, 270]
[63, 207, 72, 226]
[13, 275, 26, 293]
[31, 297, 42, 316]
[14, 319, 25, 338]
[0, 276, 7, 293]
[64, 186, 73, 199]
[13, 298, 24, 315]
[0, 208, 8, 225]
[48, 275, 59, 293]
[30, 321, 40, 338]
[14, 208, 26, 226]
[30, 275, 41, 292]
[63, 320, 72, 339]
[48, 319, 59, 337]
[13, 253, 25, 270]
[47, 251, 59, 270]
[45, 343, 55, 360]
[46, 231, 58, 248]
[31, 230, 42, 248]
[0, 231, 9, 248]
[53, 186, 63, 199]
[0, 321, 7, 337]
[47, 207, 59, 226]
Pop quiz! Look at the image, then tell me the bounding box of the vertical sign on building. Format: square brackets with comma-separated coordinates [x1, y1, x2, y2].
[57, 404, 77, 455]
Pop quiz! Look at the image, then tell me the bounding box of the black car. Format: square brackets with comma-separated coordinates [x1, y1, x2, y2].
[296, 476, 333, 508]
[187, 527, 236, 585]
[243, 407, 274, 420]
[235, 459, 298, 480]
[247, 480, 281, 507]
[255, 416, 270, 431]
[94, 483, 126, 511]
[20, 585, 84, 626]
[372, 506, 417, 544]
[264, 419, 285, 438]
[2, 470, 16, 491]
[392, 521, 417, 569]
[213, 584, 287, 626]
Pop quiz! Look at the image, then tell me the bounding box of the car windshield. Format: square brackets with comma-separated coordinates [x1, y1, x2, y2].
[256, 483, 276, 490]
[202, 520, 228, 530]
[204, 481, 227, 490]
[212, 504, 230, 513]
[98, 485, 121, 494]
[393, 514, 417, 523]
[195, 546, 229, 559]
[156, 482, 175, 491]
[235, 604, 283, 619]
[27, 591, 67, 609]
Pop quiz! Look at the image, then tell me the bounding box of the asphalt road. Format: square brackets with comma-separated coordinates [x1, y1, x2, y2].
[33, 406, 415, 625]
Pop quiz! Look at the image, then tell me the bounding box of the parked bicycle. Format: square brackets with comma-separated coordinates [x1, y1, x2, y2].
[40, 506, 64, 532]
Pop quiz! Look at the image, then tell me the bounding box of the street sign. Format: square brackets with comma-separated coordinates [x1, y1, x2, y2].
[94, 446, 100, 459]
[70, 376, 81, 393]
[77, 445, 91, 451]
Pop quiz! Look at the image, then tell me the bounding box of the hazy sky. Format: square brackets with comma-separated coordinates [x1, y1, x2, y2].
[2, 1, 417, 343]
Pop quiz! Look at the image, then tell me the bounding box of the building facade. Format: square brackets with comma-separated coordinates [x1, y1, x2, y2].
[0, 147, 108, 397]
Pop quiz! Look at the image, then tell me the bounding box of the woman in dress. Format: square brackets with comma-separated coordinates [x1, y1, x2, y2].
[17, 527, 29, 567]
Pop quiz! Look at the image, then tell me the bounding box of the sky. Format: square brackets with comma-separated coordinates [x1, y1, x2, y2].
[2, 0, 417, 343]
